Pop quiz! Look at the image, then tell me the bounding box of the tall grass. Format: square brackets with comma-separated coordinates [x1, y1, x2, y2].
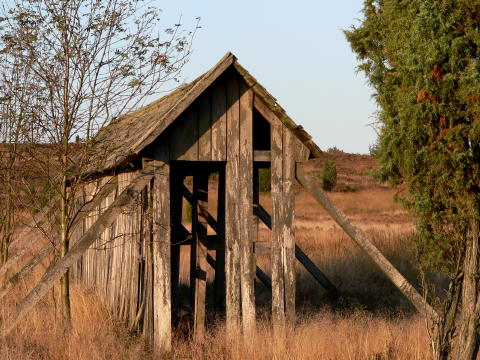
[0, 184, 433, 359]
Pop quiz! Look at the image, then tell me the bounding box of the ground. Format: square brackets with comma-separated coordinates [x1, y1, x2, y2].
[1, 151, 431, 359]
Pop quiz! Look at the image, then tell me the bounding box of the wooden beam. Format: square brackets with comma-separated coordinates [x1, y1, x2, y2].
[239, 83, 255, 336]
[225, 74, 241, 339]
[282, 127, 296, 325]
[214, 169, 226, 313]
[152, 144, 172, 354]
[192, 174, 208, 341]
[0, 167, 158, 338]
[253, 150, 271, 162]
[295, 164, 438, 320]
[170, 176, 184, 319]
[270, 116, 286, 337]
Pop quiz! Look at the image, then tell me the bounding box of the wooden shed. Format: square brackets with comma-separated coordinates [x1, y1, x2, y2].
[1, 52, 435, 354]
[70, 52, 325, 350]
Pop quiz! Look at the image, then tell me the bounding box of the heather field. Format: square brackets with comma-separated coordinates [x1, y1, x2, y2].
[0, 152, 433, 359]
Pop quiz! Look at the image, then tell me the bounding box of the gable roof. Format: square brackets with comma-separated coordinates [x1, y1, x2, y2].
[84, 52, 322, 176]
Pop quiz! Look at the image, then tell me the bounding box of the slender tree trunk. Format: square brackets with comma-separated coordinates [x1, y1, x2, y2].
[1, 172, 14, 265]
[456, 205, 480, 360]
[59, 164, 71, 329]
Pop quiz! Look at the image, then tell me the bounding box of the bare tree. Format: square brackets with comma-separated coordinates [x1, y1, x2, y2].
[0, 0, 198, 328]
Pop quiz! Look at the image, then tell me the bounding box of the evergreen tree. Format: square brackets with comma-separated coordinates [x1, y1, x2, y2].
[346, 2, 480, 359]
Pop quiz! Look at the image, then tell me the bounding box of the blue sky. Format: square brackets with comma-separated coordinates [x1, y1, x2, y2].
[160, 1, 377, 154]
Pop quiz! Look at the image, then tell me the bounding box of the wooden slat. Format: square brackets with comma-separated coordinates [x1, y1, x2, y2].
[214, 169, 226, 312]
[225, 74, 241, 339]
[169, 106, 199, 161]
[0, 167, 158, 339]
[211, 80, 227, 161]
[198, 91, 212, 161]
[239, 83, 255, 337]
[282, 127, 296, 325]
[170, 175, 184, 319]
[270, 116, 286, 338]
[192, 174, 208, 340]
[295, 165, 438, 320]
[152, 144, 172, 354]
[253, 150, 271, 162]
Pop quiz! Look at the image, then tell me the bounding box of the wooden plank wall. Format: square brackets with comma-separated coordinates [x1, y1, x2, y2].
[70, 171, 148, 332]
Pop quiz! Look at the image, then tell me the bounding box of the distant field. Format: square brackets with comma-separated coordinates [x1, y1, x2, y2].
[1, 151, 432, 359]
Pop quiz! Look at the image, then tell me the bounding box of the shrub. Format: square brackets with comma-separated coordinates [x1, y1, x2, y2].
[258, 168, 271, 193]
[321, 161, 337, 191]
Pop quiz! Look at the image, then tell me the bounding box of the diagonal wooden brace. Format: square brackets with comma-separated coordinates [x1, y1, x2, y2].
[0, 176, 118, 295]
[0, 167, 158, 338]
[295, 164, 438, 320]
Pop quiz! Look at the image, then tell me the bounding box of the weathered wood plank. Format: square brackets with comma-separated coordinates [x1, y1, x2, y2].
[198, 92, 212, 161]
[170, 175, 184, 320]
[0, 167, 158, 339]
[239, 83, 255, 337]
[214, 169, 226, 313]
[225, 74, 241, 339]
[192, 174, 208, 340]
[270, 117, 286, 338]
[152, 144, 172, 354]
[169, 106, 199, 161]
[295, 165, 438, 320]
[253, 150, 271, 162]
[211, 80, 227, 161]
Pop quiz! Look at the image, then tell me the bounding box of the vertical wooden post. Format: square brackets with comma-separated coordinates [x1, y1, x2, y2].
[271, 122, 296, 338]
[192, 173, 208, 340]
[225, 74, 242, 339]
[214, 168, 226, 313]
[239, 83, 256, 337]
[152, 144, 172, 354]
[170, 173, 184, 321]
[270, 118, 286, 339]
[282, 127, 296, 326]
[252, 165, 260, 284]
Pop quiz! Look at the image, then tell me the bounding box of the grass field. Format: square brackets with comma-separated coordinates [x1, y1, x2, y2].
[0, 152, 433, 359]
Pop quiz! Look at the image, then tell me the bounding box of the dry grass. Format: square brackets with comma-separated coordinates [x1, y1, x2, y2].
[1, 153, 434, 359]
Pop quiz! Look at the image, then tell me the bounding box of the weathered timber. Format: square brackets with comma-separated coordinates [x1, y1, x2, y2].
[239, 82, 256, 336]
[0, 167, 159, 338]
[282, 127, 296, 325]
[295, 165, 438, 320]
[253, 150, 271, 162]
[270, 115, 286, 337]
[198, 91, 212, 161]
[170, 175, 184, 318]
[152, 144, 172, 353]
[192, 174, 208, 340]
[211, 79, 227, 161]
[214, 169, 226, 312]
[225, 74, 241, 338]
